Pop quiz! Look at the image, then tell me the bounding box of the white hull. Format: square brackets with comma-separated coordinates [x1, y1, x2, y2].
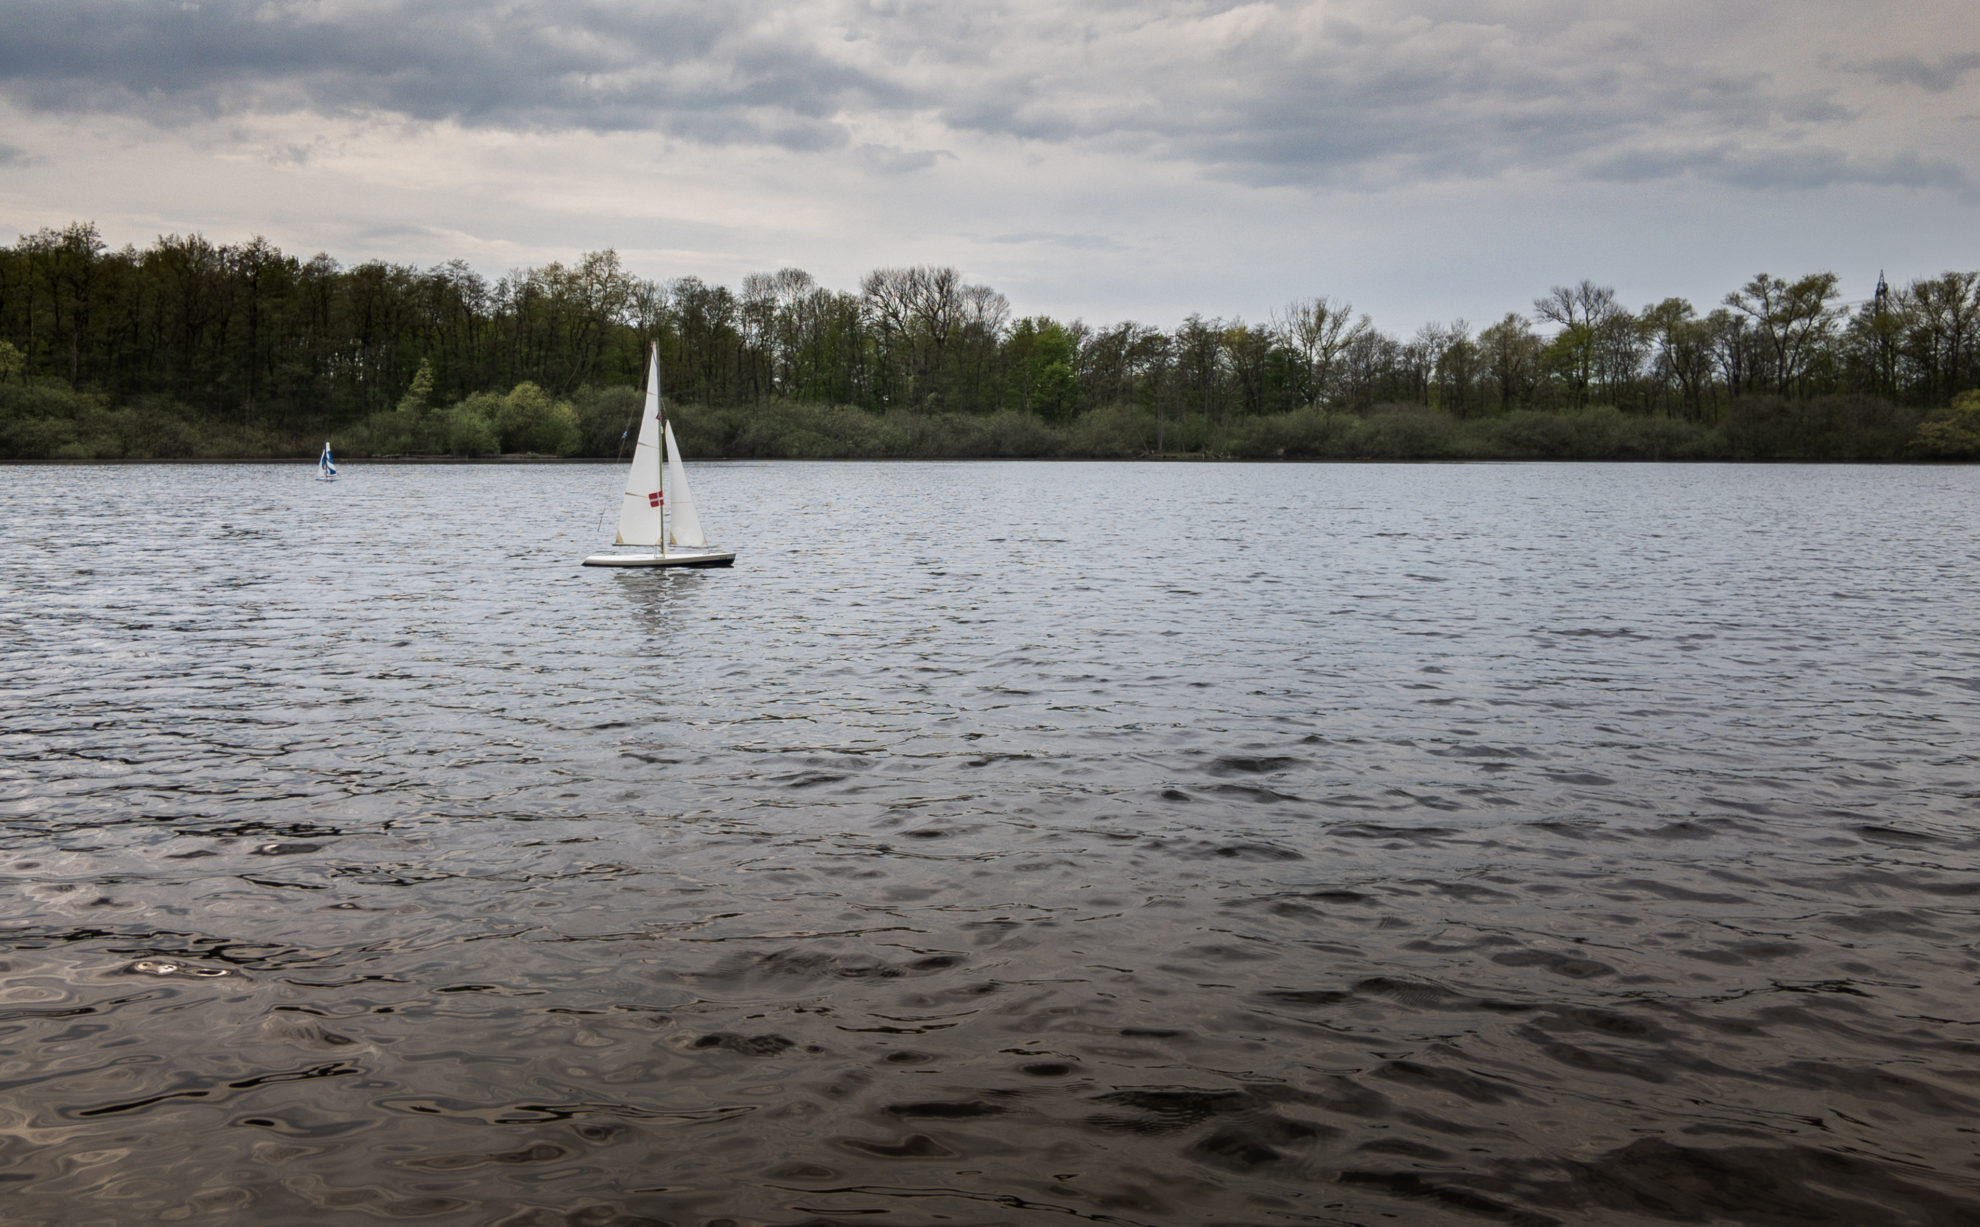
[582, 549, 735, 568]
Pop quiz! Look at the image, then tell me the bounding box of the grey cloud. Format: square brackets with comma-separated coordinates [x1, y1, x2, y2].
[0, 0, 902, 150]
[1587, 144, 1970, 192]
[926, 5, 1841, 191]
[0, 0, 1968, 195]
[1709, 147, 1969, 193]
[938, 96, 1086, 145]
[859, 144, 951, 174]
[937, 2, 1978, 197]
[1857, 52, 1980, 92]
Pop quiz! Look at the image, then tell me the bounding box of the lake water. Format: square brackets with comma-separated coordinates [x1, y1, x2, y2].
[2, 459, 1978, 1226]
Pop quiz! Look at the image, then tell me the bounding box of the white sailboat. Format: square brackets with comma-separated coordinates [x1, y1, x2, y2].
[581, 343, 735, 568]
[316, 441, 338, 481]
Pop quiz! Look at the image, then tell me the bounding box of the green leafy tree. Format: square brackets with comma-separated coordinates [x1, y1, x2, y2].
[1172, 314, 1223, 436]
[397, 359, 435, 416]
[6, 218, 1979, 461]
[1894, 272, 1980, 406]
[1477, 314, 1540, 414]
[1534, 281, 1620, 408]
[1724, 272, 1841, 398]
[1435, 320, 1480, 419]
[1912, 389, 1980, 458]
[1642, 299, 1716, 420]
[1005, 317, 1080, 420]
[445, 398, 500, 455]
[493, 382, 580, 455]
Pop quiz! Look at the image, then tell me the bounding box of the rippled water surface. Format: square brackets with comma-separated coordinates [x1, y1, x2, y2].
[4, 460, 1979, 1226]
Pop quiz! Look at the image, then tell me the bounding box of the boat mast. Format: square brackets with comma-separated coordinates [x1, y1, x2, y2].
[665, 340, 673, 562]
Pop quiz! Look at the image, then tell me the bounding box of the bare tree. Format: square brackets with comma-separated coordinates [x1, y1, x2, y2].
[1272, 296, 1368, 409]
[1705, 307, 1755, 401]
[956, 282, 1010, 411]
[859, 265, 970, 408]
[1534, 280, 1620, 407]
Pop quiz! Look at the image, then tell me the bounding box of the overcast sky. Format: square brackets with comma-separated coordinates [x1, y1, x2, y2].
[1, 0, 1974, 333]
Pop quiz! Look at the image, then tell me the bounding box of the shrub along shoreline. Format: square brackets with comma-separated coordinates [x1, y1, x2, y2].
[4, 376, 1977, 463]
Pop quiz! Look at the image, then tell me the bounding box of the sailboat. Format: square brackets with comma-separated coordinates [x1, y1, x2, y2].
[316, 442, 338, 481]
[581, 343, 735, 568]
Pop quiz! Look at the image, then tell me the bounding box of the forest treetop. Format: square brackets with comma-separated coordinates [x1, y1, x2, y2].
[1, 221, 1976, 462]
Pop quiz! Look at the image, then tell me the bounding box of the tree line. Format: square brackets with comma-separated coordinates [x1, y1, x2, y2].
[2, 220, 1977, 461]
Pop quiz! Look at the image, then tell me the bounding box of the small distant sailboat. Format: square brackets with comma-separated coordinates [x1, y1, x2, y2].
[316, 442, 338, 481]
[581, 343, 734, 569]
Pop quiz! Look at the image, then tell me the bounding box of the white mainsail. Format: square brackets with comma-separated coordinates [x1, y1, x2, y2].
[584, 340, 731, 568]
[662, 421, 707, 548]
[613, 347, 666, 546]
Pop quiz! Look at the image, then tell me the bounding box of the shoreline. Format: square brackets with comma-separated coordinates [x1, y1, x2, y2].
[1, 454, 1963, 466]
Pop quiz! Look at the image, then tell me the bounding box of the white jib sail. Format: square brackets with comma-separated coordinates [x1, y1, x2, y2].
[662, 421, 707, 548]
[613, 347, 666, 546]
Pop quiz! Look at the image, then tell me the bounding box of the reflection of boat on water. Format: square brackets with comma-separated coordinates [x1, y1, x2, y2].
[582, 342, 734, 569]
[315, 442, 338, 481]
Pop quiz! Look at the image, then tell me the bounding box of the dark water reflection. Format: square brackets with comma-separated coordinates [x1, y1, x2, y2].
[3, 460, 1978, 1225]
